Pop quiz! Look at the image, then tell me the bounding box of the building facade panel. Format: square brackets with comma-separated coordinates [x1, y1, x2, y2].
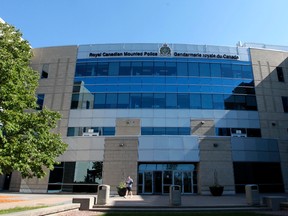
[5, 43, 288, 194]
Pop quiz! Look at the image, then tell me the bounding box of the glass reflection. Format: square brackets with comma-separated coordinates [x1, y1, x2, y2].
[73, 58, 256, 111]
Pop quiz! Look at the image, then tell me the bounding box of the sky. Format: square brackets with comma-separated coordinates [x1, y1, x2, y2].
[1, 0, 288, 48]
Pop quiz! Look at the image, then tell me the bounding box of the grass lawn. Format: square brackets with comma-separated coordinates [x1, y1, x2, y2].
[101, 212, 271, 216]
[0, 206, 48, 215]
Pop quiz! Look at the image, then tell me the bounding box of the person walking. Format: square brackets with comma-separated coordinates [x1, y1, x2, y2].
[124, 176, 133, 198]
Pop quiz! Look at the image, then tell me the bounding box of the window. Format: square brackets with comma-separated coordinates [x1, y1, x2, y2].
[276, 67, 285, 82]
[36, 94, 45, 110]
[199, 63, 210, 77]
[201, 94, 213, 109]
[106, 93, 117, 108]
[282, 96, 288, 113]
[177, 62, 188, 76]
[210, 63, 221, 77]
[178, 93, 189, 108]
[94, 93, 106, 108]
[41, 64, 49, 78]
[119, 62, 131, 76]
[188, 63, 199, 76]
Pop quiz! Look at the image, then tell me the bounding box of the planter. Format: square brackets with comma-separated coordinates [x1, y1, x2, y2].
[117, 187, 127, 196]
[209, 186, 224, 196]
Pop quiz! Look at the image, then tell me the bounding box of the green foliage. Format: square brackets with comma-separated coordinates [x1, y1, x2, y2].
[0, 22, 68, 178]
[0, 206, 48, 214]
[117, 181, 126, 189]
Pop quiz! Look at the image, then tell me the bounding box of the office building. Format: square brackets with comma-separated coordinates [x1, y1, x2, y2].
[2, 43, 288, 194]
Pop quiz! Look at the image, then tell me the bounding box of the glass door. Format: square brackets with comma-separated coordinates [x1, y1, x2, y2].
[153, 171, 162, 194]
[144, 171, 152, 193]
[183, 171, 193, 193]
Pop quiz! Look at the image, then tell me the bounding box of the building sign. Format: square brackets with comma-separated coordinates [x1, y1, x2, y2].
[88, 44, 239, 60]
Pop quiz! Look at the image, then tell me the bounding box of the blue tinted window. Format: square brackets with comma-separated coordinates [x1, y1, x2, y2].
[130, 93, 141, 108]
[166, 94, 177, 108]
[85, 63, 95, 76]
[103, 127, 115, 135]
[75, 63, 87, 77]
[37, 94, 45, 110]
[210, 63, 221, 77]
[97, 63, 109, 76]
[67, 127, 75, 136]
[154, 84, 166, 92]
[118, 93, 129, 108]
[119, 62, 131, 76]
[109, 62, 119, 76]
[154, 93, 165, 108]
[166, 77, 177, 84]
[141, 127, 190, 135]
[224, 94, 235, 109]
[166, 85, 177, 92]
[201, 94, 213, 109]
[132, 62, 142, 75]
[177, 62, 188, 76]
[246, 96, 257, 110]
[106, 93, 117, 108]
[221, 64, 232, 77]
[213, 94, 224, 109]
[142, 62, 153, 75]
[142, 93, 153, 108]
[94, 93, 106, 108]
[117, 85, 129, 92]
[232, 64, 242, 78]
[166, 127, 178, 135]
[154, 127, 165, 135]
[142, 84, 154, 92]
[154, 62, 166, 76]
[141, 127, 153, 135]
[190, 94, 201, 109]
[199, 63, 210, 77]
[106, 85, 118, 92]
[216, 128, 231, 136]
[179, 127, 190, 135]
[71, 94, 80, 109]
[188, 62, 199, 76]
[178, 93, 190, 108]
[166, 62, 177, 76]
[242, 65, 253, 79]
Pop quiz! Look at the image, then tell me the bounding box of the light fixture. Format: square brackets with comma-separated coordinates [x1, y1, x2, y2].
[272, 122, 276, 126]
[119, 143, 124, 147]
[213, 143, 218, 148]
[201, 121, 205, 124]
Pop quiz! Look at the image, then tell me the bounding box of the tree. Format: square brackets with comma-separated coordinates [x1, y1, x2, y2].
[0, 22, 68, 178]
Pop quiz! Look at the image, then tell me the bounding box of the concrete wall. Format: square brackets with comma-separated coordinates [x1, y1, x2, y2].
[116, 118, 140, 136]
[250, 48, 288, 192]
[198, 137, 235, 195]
[9, 46, 78, 193]
[31, 46, 78, 137]
[102, 136, 138, 194]
[250, 48, 288, 140]
[191, 119, 215, 136]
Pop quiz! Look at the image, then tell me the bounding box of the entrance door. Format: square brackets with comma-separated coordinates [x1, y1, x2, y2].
[183, 171, 193, 193]
[153, 171, 162, 194]
[3, 174, 11, 190]
[144, 171, 152, 193]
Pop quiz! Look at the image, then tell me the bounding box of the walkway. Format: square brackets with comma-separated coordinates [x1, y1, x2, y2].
[0, 192, 287, 215]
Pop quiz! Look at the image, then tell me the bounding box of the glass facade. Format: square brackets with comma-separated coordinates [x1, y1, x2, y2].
[71, 58, 257, 111]
[48, 161, 103, 193]
[138, 163, 197, 194]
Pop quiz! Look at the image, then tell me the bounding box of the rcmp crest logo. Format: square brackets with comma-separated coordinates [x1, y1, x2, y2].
[159, 44, 171, 56]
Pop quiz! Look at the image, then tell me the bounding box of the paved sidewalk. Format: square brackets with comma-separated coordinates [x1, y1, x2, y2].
[0, 192, 287, 215]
